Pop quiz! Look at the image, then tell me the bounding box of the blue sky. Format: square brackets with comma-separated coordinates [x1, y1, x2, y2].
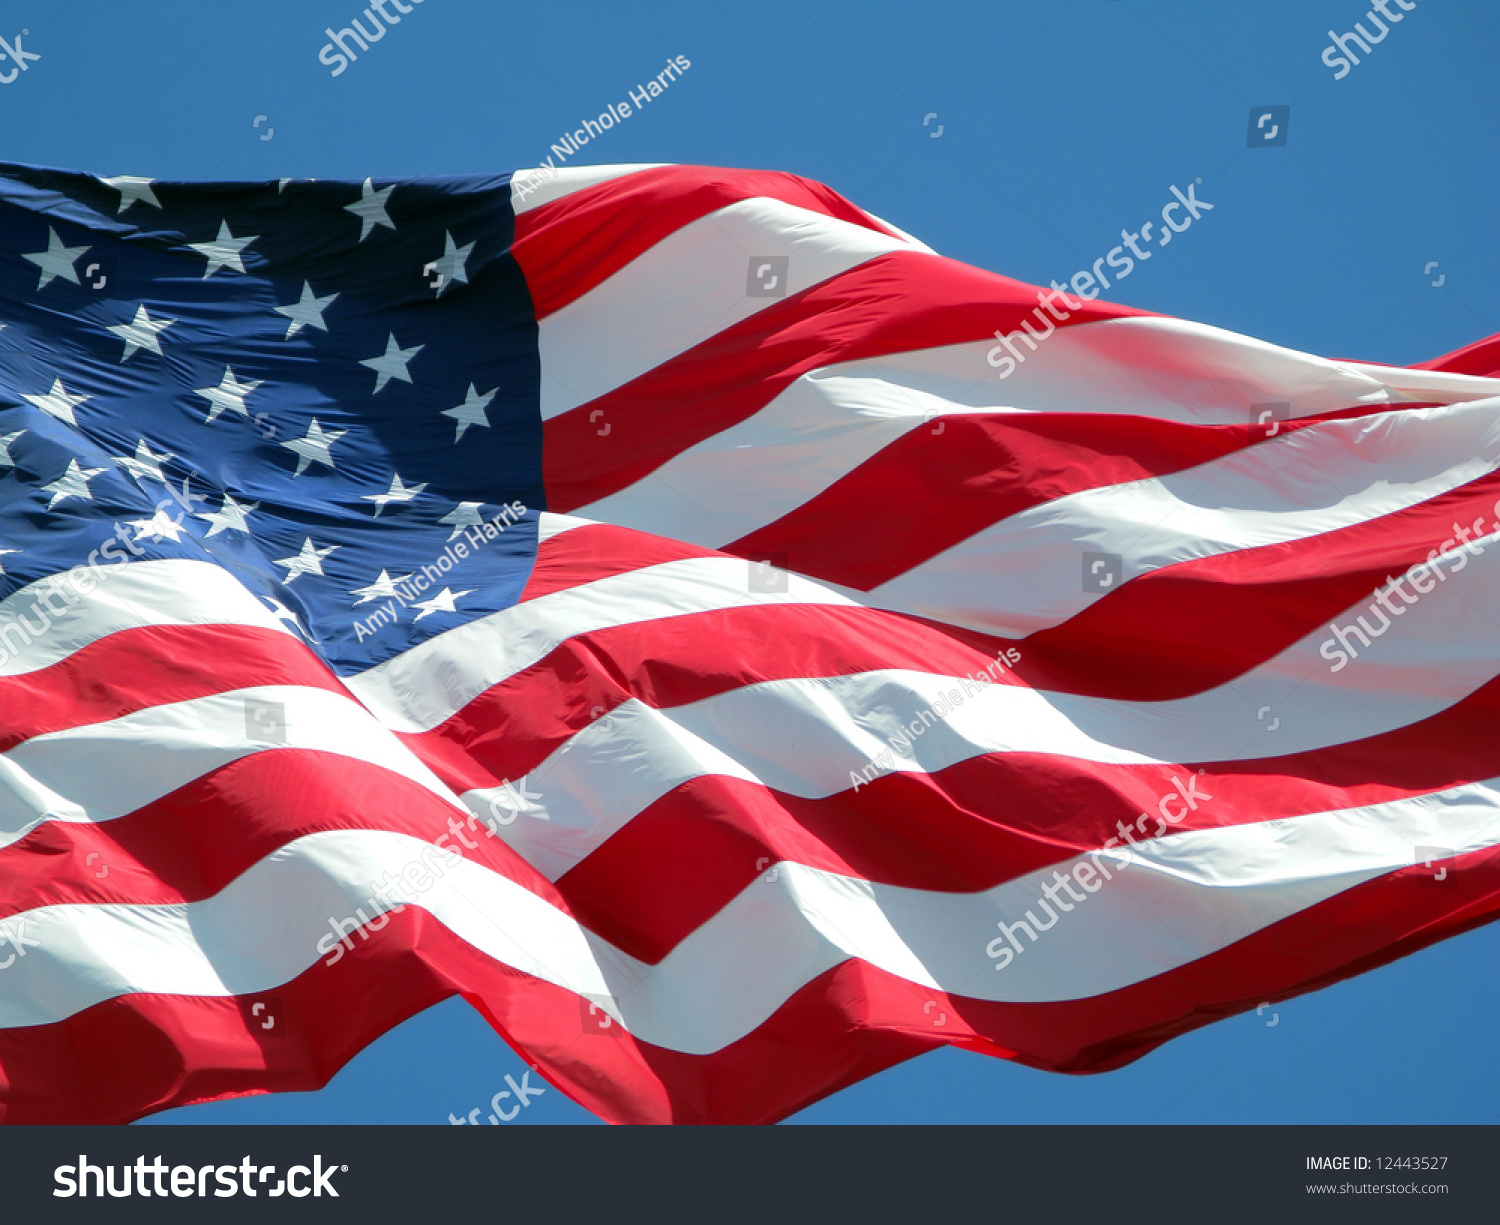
[3, 0, 1496, 1125]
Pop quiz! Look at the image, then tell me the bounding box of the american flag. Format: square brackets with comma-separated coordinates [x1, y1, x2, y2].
[0, 160, 1497, 1124]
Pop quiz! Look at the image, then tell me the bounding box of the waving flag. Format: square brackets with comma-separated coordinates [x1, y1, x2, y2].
[0, 160, 1498, 1124]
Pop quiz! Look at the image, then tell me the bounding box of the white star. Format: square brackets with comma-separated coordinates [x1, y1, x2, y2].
[349, 568, 412, 605]
[428, 230, 475, 297]
[22, 378, 89, 427]
[112, 439, 174, 488]
[41, 459, 108, 508]
[274, 281, 339, 338]
[101, 175, 162, 213]
[195, 492, 257, 537]
[107, 304, 175, 362]
[22, 228, 91, 290]
[280, 417, 346, 476]
[442, 383, 497, 442]
[412, 586, 475, 621]
[273, 537, 340, 583]
[129, 506, 188, 544]
[362, 472, 427, 516]
[189, 220, 258, 279]
[0, 429, 24, 468]
[438, 500, 485, 540]
[194, 366, 263, 423]
[0, 548, 19, 575]
[162, 475, 207, 517]
[345, 178, 395, 241]
[360, 333, 423, 394]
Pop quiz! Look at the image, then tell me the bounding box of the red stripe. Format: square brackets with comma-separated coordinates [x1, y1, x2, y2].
[399, 600, 1024, 792]
[386, 591, 1500, 965]
[513, 165, 910, 319]
[402, 564, 1500, 806]
[0, 623, 344, 753]
[1416, 327, 1500, 379]
[410, 458, 1500, 792]
[521, 523, 716, 603]
[1015, 462, 1500, 700]
[5, 645, 1340, 967]
[541, 251, 1146, 512]
[3, 845, 1495, 1123]
[726, 402, 1437, 591]
[725, 413, 1288, 591]
[0, 749, 562, 924]
[551, 672, 1500, 963]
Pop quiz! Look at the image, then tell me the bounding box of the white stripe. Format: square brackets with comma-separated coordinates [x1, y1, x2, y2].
[652, 778, 1500, 1031]
[347, 557, 859, 733]
[353, 492, 1500, 747]
[536, 511, 597, 544]
[466, 523, 1500, 880]
[971, 315, 1449, 421]
[0, 828, 620, 1030]
[510, 163, 668, 214]
[576, 361, 1000, 547]
[871, 396, 1500, 634]
[3, 780, 1498, 1048]
[865, 211, 934, 255]
[0, 685, 465, 849]
[1337, 360, 1500, 405]
[572, 317, 1500, 551]
[0, 558, 292, 677]
[538, 197, 909, 418]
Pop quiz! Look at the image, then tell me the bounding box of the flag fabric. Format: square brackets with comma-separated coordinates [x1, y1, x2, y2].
[0, 160, 1498, 1124]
